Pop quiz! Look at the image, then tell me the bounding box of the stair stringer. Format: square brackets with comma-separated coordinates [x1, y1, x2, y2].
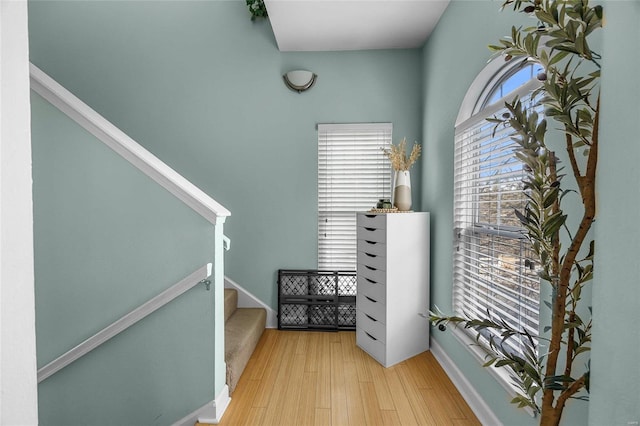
[224, 276, 277, 328]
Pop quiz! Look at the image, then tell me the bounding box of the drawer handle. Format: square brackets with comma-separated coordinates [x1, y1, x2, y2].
[365, 265, 377, 271]
[365, 252, 376, 258]
[365, 278, 377, 284]
[365, 240, 377, 245]
[365, 214, 377, 218]
[365, 295, 377, 303]
[364, 227, 376, 231]
[365, 314, 377, 322]
[365, 332, 378, 341]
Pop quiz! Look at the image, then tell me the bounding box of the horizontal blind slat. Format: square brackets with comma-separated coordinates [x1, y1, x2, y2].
[318, 123, 392, 270]
[453, 77, 541, 357]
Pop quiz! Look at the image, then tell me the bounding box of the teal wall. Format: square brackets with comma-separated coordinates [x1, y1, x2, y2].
[590, 1, 640, 424]
[31, 91, 217, 424]
[29, 0, 640, 424]
[421, 1, 638, 425]
[28, 0, 424, 311]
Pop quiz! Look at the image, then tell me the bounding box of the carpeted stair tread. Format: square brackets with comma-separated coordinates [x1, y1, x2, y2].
[224, 288, 237, 323]
[225, 307, 266, 394]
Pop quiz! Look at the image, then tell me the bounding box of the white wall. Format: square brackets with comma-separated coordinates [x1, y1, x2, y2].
[0, 1, 39, 424]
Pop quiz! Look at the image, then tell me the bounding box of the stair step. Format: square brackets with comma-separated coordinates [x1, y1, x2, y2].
[224, 288, 237, 322]
[225, 307, 266, 394]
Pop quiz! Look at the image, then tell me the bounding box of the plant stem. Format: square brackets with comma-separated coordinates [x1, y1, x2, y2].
[542, 95, 599, 424]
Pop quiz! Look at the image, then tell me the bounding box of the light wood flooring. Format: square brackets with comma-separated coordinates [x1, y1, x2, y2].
[201, 329, 480, 426]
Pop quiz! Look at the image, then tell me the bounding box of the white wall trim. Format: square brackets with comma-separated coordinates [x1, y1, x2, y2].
[172, 385, 231, 426]
[0, 2, 39, 423]
[224, 276, 277, 328]
[430, 338, 503, 426]
[29, 63, 230, 225]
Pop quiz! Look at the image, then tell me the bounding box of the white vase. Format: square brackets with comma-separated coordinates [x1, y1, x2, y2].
[393, 170, 412, 211]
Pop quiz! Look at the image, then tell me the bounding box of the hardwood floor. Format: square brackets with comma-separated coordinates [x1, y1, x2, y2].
[201, 329, 480, 426]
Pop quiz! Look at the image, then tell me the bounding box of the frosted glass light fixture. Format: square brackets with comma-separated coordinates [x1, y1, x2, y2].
[283, 70, 317, 93]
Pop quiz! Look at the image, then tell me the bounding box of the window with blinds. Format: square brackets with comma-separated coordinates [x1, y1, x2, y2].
[453, 63, 542, 356]
[318, 123, 392, 271]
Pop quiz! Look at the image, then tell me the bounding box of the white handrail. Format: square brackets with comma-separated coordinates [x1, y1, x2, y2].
[37, 263, 213, 383]
[29, 63, 230, 225]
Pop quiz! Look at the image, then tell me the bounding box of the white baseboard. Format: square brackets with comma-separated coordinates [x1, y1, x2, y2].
[224, 276, 278, 328]
[429, 339, 502, 426]
[172, 385, 231, 426]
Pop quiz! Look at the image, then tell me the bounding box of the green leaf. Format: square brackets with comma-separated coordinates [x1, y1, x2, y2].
[585, 240, 595, 260]
[483, 358, 498, 367]
[537, 9, 558, 27]
[594, 5, 603, 19]
[575, 346, 591, 356]
[549, 49, 570, 66]
[542, 187, 559, 209]
[488, 44, 506, 52]
[514, 208, 529, 226]
[542, 212, 567, 237]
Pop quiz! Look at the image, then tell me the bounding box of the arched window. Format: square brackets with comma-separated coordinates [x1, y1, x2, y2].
[453, 58, 543, 358]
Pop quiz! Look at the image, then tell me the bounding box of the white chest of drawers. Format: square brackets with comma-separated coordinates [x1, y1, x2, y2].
[355, 211, 430, 367]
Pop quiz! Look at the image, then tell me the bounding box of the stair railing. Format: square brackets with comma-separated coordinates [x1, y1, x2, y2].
[37, 263, 213, 383]
[29, 63, 230, 225]
[30, 64, 231, 389]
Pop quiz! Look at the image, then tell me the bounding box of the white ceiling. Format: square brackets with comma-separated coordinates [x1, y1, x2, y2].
[264, 0, 450, 52]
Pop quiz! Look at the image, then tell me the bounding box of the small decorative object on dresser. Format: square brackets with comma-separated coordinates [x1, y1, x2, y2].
[381, 138, 421, 211]
[376, 198, 392, 209]
[355, 211, 430, 367]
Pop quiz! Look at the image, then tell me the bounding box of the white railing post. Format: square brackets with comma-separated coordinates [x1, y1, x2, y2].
[213, 224, 227, 395]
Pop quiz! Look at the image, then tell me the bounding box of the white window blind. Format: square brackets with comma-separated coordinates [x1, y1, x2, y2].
[318, 123, 392, 271]
[453, 86, 541, 356]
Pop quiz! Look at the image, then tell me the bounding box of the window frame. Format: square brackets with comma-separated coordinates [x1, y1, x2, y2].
[451, 58, 543, 406]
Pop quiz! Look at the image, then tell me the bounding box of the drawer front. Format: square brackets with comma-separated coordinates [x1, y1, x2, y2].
[357, 292, 386, 323]
[357, 239, 386, 257]
[356, 310, 386, 343]
[357, 250, 386, 271]
[358, 276, 387, 304]
[358, 263, 386, 286]
[357, 213, 387, 230]
[357, 274, 386, 303]
[356, 226, 387, 244]
[356, 327, 386, 365]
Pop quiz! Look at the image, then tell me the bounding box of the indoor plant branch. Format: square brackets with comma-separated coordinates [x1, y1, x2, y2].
[430, 1, 601, 425]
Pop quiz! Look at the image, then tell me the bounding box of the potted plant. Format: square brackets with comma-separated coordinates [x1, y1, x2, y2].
[430, 1, 602, 425]
[246, 0, 268, 21]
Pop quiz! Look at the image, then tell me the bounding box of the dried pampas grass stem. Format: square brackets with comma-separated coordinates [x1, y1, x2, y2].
[381, 138, 421, 171]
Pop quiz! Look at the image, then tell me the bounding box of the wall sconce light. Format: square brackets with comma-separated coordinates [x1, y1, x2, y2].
[283, 70, 317, 93]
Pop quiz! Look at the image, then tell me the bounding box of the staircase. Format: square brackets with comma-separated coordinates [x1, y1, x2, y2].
[224, 288, 266, 394]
